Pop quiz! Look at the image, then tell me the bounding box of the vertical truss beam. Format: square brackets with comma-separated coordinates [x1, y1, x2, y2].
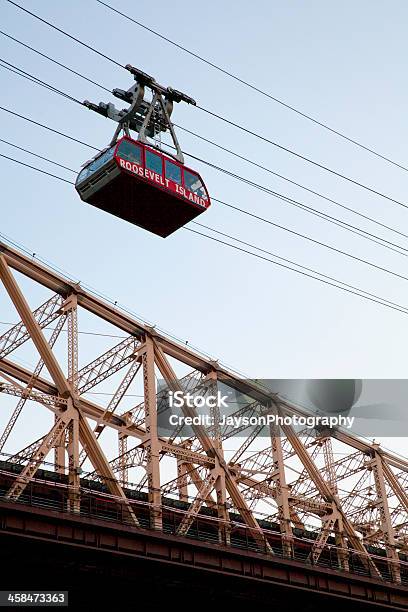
[67, 405, 80, 513]
[118, 432, 129, 484]
[204, 372, 230, 541]
[177, 458, 189, 502]
[64, 295, 78, 393]
[322, 436, 337, 493]
[335, 513, 350, 571]
[270, 426, 293, 557]
[54, 413, 66, 474]
[205, 371, 221, 445]
[321, 436, 349, 569]
[142, 336, 162, 530]
[371, 449, 401, 582]
[214, 464, 231, 545]
[54, 294, 78, 472]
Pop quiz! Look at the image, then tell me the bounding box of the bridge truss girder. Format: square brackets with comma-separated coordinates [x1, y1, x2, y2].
[0, 241, 407, 583]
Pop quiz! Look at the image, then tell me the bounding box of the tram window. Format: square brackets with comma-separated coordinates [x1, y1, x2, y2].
[165, 159, 181, 184]
[184, 170, 208, 200]
[76, 146, 115, 184]
[117, 140, 141, 164]
[76, 166, 89, 184]
[145, 150, 163, 175]
[91, 146, 115, 173]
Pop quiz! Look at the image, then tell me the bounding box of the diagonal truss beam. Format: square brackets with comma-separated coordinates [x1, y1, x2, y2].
[8, 435, 46, 466]
[6, 411, 71, 500]
[77, 409, 138, 525]
[381, 456, 408, 515]
[0, 293, 63, 358]
[0, 254, 71, 397]
[76, 337, 140, 394]
[94, 360, 141, 435]
[310, 508, 339, 563]
[79, 360, 141, 466]
[176, 469, 218, 536]
[0, 313, 66, 453]
[0, 359, 146, 436]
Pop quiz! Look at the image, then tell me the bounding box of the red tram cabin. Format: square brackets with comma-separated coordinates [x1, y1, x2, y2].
[75, 137, 211, 237]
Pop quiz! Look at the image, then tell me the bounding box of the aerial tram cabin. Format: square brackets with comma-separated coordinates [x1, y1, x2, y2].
[76, 64, 211, 237]
[76, 137, 210, 238]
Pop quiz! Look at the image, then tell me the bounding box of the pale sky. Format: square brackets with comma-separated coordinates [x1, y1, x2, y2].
[1, 0, 408, 458]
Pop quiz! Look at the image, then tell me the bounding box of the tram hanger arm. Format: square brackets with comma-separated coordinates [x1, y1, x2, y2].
[125, 64, 196, 106]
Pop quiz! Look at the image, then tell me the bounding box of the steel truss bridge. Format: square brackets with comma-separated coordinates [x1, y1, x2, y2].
[0, 240, 408, 608]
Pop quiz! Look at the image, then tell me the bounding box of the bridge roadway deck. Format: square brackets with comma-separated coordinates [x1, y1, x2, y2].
[1, 494, 408, 609]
